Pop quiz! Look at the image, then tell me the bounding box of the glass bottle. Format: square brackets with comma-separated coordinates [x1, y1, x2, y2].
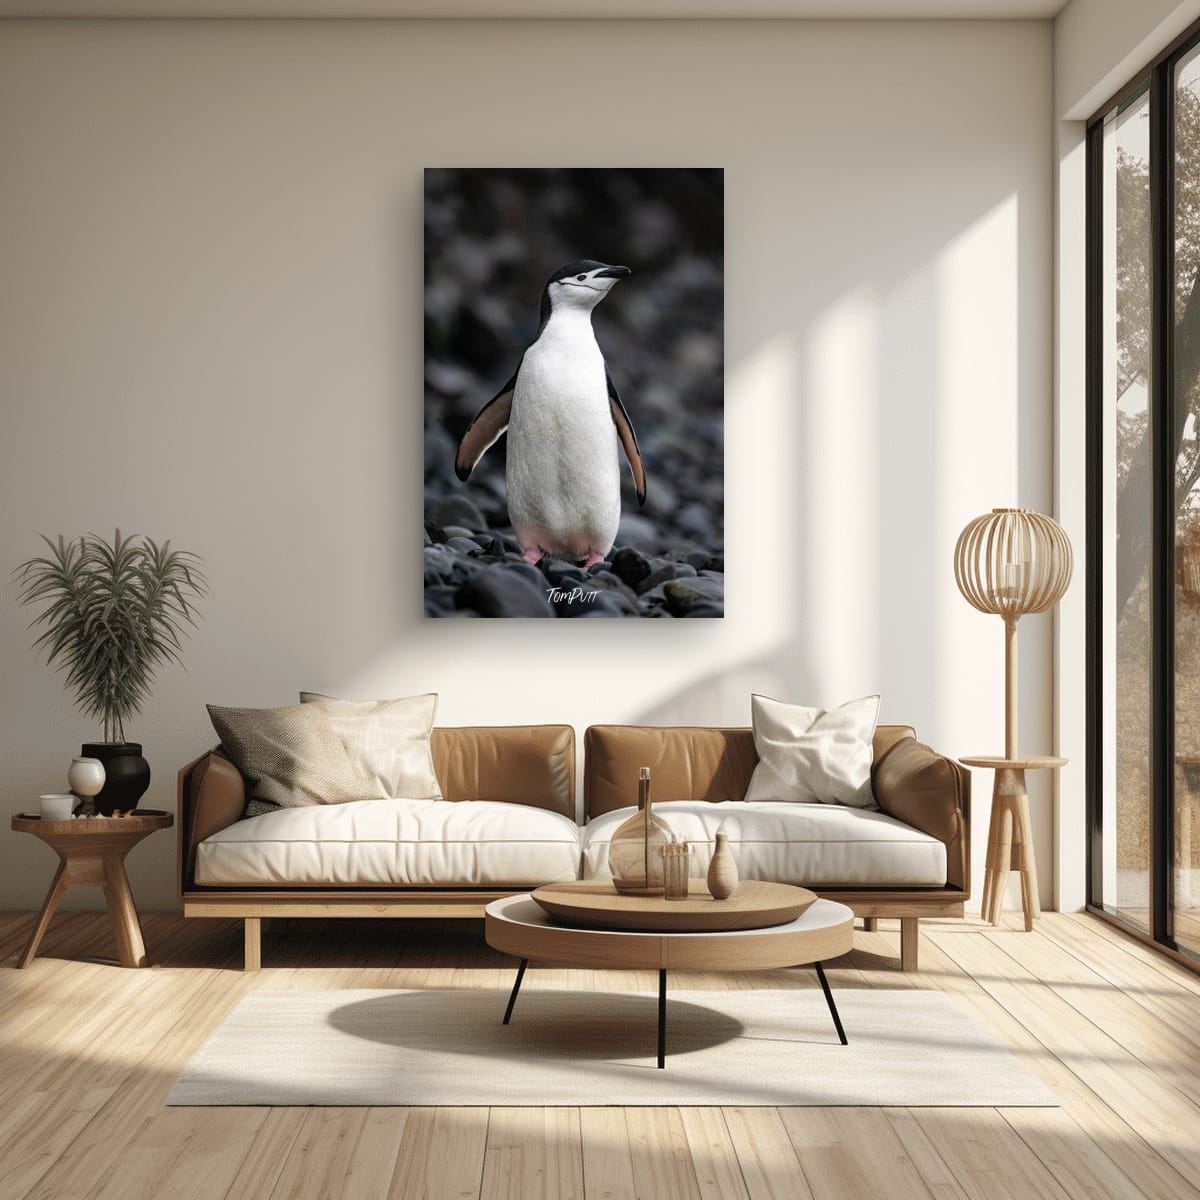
[608, 767, 671, 895]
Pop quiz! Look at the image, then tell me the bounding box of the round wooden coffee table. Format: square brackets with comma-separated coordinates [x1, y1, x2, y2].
[11, 809, 173, 968]
[484, 890, 854, 1068]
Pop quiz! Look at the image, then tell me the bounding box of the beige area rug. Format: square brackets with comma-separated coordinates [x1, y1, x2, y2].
[168, 988, 1057, 1107]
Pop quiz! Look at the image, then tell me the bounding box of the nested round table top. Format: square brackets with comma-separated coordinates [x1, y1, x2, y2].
[485, 893, 854, 972]
[959, 756, 1067, 771]
[531, 879, 816, 933]
[12, 809, 173, 841]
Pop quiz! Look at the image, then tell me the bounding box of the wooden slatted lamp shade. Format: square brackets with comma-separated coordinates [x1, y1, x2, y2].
[954, 508, 1073, 758]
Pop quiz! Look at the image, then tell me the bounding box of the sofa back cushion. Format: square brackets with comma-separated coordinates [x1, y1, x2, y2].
[584, 724, 915, 818]
[432, 725, 575, 816]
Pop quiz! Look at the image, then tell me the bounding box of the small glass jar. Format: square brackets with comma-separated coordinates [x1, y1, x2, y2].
[662, 840, 690, 901]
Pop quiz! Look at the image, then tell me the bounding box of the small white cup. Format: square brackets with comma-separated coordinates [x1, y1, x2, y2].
[39, 793, 76, 821]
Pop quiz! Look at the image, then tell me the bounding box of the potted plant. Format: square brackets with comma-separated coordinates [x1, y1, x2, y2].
[15, 529, 207, 815]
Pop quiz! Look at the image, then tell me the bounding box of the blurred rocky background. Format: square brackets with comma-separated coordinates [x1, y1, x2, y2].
[424, 168, 724, 619]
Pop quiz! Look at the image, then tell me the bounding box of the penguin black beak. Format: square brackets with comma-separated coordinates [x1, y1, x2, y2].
[595, 265, 631, 279]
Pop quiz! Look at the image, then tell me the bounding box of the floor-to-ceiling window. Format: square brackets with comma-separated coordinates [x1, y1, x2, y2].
[1088, 24, 1200, 965]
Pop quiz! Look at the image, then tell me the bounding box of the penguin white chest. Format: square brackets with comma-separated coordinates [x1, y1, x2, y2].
[506, 320, 622, 559]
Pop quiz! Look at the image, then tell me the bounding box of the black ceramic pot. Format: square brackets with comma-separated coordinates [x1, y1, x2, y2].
[81, 742, 151, 815]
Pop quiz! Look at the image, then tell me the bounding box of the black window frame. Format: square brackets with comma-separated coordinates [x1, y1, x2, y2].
[1085, 24, 1200, 969]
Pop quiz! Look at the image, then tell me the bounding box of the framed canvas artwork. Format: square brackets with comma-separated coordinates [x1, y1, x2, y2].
[424, 168, 723, 619]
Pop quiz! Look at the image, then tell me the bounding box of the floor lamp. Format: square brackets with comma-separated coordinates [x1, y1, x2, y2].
[954, 507, 1073, 929]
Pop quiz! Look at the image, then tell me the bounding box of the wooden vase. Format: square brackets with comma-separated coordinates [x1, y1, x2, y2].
[707, 831, 739, 900]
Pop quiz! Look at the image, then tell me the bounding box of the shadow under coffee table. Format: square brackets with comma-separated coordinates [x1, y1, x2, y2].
[484, 890, 855, 1068]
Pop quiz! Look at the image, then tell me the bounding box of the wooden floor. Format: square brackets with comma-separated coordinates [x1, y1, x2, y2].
[2, 910, 1200, 1200]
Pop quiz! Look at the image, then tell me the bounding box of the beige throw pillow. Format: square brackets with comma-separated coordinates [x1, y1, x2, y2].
[743, 693, 880, 808]
[206, 702, 380, 809]
[300, 692, 443, 800]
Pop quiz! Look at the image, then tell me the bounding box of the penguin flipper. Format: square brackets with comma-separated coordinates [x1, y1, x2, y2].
[607, 371, 647, 506]
[454, 371, 517, 481]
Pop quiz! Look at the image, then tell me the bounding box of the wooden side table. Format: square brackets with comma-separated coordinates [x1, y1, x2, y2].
[959, 757, 1066, 931]
[11, 809, 173, 968]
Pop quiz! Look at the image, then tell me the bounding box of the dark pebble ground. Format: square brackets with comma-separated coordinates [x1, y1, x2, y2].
[423, 494, 724, 619]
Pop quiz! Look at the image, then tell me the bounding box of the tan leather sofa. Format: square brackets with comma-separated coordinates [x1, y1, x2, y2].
[178, 725, 576, 969]
[584, 724, 970, 971]
[179, 721, 967, 973]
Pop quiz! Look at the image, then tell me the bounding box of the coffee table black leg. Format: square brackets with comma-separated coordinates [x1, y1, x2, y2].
[657, 968, 667, 1069]
[503, 958, 528, 1025]
[814, 961, 848, 1045]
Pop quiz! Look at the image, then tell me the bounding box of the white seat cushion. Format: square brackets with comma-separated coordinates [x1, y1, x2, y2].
[582, 801, 946, 888]
[196, 798, 582, 887]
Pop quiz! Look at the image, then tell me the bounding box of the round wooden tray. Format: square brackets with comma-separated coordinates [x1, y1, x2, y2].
[12, 809, 173, 836]
[530, 879, 817, 932]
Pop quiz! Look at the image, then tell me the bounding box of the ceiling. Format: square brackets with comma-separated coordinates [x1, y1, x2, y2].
[0, 0, 1071, 19]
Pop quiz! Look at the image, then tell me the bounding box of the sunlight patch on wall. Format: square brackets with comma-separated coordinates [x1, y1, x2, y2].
[801, 286, 881, 704]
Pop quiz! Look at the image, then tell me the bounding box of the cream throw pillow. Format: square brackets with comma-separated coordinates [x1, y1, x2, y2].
[207, 702, 379, 809]
[743, 693, 880, 808]
[300, 692, 443, 800]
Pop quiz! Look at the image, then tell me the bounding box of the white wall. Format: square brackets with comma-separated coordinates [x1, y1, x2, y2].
[1056, 0, 1200, 121]
[1052, 0, 1200, 910]
[0, 18, 1053, 913]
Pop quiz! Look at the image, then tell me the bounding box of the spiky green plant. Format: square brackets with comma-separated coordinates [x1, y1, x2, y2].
[15, 530, 207, 743]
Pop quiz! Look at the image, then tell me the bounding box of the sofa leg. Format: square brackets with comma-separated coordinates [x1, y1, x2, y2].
[862, 917, 878, 932]
[899, 918, 919, 972]
[244, 917, 262, 971]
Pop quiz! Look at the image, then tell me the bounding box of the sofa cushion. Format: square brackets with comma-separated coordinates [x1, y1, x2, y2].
[581, 801, 946, 888]
[743, 694, 880, 808]
[300, 692, 442, 801]
[206, 702, 377, 809]
[431, 725, 575, 815]
[195, 798, 582, 887]
[583, 725, 917, 819]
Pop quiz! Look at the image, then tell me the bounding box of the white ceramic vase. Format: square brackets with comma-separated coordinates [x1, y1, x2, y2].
[67, 756, 105, 815]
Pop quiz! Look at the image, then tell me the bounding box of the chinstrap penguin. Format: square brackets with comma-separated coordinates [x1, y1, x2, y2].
[454, 259, 647, 570]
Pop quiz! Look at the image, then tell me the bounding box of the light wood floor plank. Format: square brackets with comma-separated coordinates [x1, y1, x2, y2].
[722, 1107, 814, 1200]
[340, 1109, 411, 1200]
[909, 1108, 1073, 1200]
[264, 1107, 370, 1200]
[387, 1107, 489, 1200]
[778, 1107, 935, 1200]
[911, 930, 1200, 1200]
[627, 1108, 704, 1200]
[926, 924, 1200, 1187]
[676, 1108, 750, 1200]
[92, 1106, 270, 1200]
[222, 1109, 312, 1200]
[579, 1107, 637, 1200]
[1037, 915, 1200, 1043]
[879, 1110, 972, 1200]
[480, 1107, 583, 1200]
[1063, 912, 1200, 999]
[2, 912, 1200, 1199]
[995, 928, 1200, 1093]
[999, 1105, 1156, 1200]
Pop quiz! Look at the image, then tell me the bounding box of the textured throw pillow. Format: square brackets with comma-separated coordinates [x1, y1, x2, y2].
[206, 702, 380, 809]
[743, 693, 880, 808]
[299, 692, 443, 800]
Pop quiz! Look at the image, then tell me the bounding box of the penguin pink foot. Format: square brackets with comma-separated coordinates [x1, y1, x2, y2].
[581, 550, 606, 571]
